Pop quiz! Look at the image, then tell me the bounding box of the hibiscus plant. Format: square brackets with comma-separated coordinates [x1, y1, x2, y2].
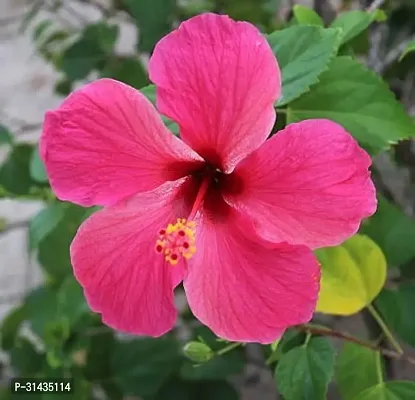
[1, 0, 415, 399]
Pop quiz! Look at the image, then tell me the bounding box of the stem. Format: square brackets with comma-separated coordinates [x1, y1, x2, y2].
[216, 342, 242, 356]
[367, 304, 403, 355]
[375, 351, 384, 383]
[367, 0, 385, 12]
[275, 108, 287, 114]
[295, 325, 415, 365]
[303, 332, 312, 346]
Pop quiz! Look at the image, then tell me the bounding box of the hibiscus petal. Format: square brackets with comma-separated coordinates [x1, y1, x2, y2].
[41, 78, 203, 207]
[70, 179, 196, 336]
[149, 13, 280, 173]
[184, 203, 320, 344]
[223, 119, 377, 249]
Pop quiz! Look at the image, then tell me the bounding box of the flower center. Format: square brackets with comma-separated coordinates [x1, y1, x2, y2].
[155, 175, 211, 265]
[155, 218, 196, 265]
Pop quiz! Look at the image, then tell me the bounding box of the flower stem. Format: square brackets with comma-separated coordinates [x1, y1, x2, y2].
[216, 342, 242, 356]
[367, 304, 403, 355]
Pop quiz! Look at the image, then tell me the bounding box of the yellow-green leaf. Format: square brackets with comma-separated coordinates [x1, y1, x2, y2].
[316, 234, 386, 316]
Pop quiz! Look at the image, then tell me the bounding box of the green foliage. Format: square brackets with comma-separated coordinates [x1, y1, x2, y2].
[112, 336, 182, 397]
[268, 25, 342, 106]
[376, 284, 415, 347]
[101, 56, 149, 89]
[124, 0, 175, 52]
[37, 204, 90, 281]
[0, 124, 13, 145]
[29, 202, 67, 250]
[2, 1, 415, 399]
[0, 304, 27, 350]
[292, 5, 324, 26]
[353, 382, 415, 400]
[0, 144, 36, 195]
[61, 22, 119, 80]
[140, 84, 179, 134]
[25, 286, 59, 339]
[57, 276, 89, 328]
[10, 338, 44, 375]
[331, 11, 382, 45]
[29, 146, 48, 183]
[336, 343, 382, 400]
[399, 39, 415, 61]
[361, 195, 415, 267]
[288, 57, 415, 153]
[156, 379, 239, 400]
[275, 336, 335, 400]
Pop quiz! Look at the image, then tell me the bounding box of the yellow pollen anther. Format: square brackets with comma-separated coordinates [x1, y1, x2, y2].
[155, 218, 197, 265]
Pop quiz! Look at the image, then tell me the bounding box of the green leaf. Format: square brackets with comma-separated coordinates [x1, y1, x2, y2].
[336, 343, 383, 400]
[112, 336, 182, 397]
[399, 39, 415, 61]
[57, 276, 89, 327]
[33, 20, 53, 41]
[0, 304, 27, 350]
[10, 337, 44, 375]
[316, 234, 386, 316]
[267, 26, 341, 106]
[61, 22, 119, 81]
[54, 78, 73, 96]
[29, 145, 48, 183]
[287, 57, 415, 153]
[140, 85, 179, 134]
[361, 195, 415, 267]
[375, 284, 415, 347]
[25, 286, 58, 338]
[353, 382, 415, 400]
[84, 328, 115, 381]
[275, 336, 335, 400]
[155, 379, 239, 400]
[267, 329, 306, 364]
[37, 204, 87, 281]
[101, 56, 149, 89]
[38, 29, 70, 62]
[43, 318, 70, 365]
[0, 144, 35, 195]
[29, 202, 67, 251]
[331, 11, 378, 45]
[180, 351, 243, 381]
[124, 0, 174, 52]
[293, 5, 323, 26]
[0, 124, 13, 145]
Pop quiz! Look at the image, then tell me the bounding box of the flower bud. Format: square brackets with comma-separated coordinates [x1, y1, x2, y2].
[183, 341, 214, 363]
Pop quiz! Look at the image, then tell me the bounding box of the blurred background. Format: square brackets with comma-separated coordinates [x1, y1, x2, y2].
[0, 0, 415, 399]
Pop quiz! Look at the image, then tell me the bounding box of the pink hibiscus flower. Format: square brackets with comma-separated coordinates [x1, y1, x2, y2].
[40, 13, 376, 343]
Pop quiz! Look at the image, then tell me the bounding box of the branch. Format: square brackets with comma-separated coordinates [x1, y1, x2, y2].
[379, 34, 415, 74]
[296, 324, 415, 365]
[15, 122, 43, 136]
[0, 220, 29, 235]
[367, 0, 385, 12]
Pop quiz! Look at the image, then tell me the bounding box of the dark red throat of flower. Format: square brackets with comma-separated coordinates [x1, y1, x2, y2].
[155, 175, 211, 265]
